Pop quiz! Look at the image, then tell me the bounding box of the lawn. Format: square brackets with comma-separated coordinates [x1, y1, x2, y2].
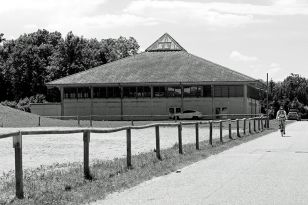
[0, 120, 285, 205]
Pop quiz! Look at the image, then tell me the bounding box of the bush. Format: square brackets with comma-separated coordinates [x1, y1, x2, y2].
[1, 94, 47, 113]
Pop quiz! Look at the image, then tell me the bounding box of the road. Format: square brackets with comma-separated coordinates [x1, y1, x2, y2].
[92, 121, 308, 205]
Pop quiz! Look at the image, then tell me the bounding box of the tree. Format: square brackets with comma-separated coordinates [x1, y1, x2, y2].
[0, 30, 140, 102]
[0, 33, 5, 43]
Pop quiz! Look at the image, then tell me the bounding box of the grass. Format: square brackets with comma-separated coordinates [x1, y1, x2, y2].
[0, 120, 287, 205]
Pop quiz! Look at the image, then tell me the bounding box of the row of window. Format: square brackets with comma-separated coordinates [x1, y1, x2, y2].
[63, 85, 248, 99]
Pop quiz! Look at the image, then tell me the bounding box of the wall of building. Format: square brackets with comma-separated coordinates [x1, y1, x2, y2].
[30, 97, 261, 120]
[30, 103, 61, 116]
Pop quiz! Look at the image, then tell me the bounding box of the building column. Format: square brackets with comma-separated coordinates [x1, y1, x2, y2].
[90, 86, 93, 118]
[150, 86, 153, 119]
[211, 85, 214, 119]
[60, 86, 64, 117]
[243, 84, 248, 114]
[120, 86, 123, 120]
[180, 84, 184, 112]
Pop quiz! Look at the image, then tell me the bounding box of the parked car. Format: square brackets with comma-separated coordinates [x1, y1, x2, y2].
[169, 107, 202, 120]
[288, 109, 301, 121]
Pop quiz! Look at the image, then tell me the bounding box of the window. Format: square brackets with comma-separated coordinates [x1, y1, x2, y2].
[64, 87, 90, 99]
[123, 87, 137, 98]
[183, 86, 202, 97]
[158, 42, 171, 49]
[93, 87, 107, 98]
[108, 87, 121, 98]
[93, 87, 120, 98]
[77, 87, 90, 98]
[229, 85, 244, 97]
[64, 88, 77, 99]
[183, 110, 195, 113]
[167, 86, 181, 97]
[154, 86, 166, 97]
[203, 85, 212, 97]
[214, 86, 228, 97]
[136, 86, 151, 97]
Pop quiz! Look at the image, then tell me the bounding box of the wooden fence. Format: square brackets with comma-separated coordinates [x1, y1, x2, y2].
[0, 116, 269, 199]
[36, 113, 267, 127]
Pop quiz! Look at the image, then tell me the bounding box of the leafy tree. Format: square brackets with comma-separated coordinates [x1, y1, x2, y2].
[0, 29, 140, 103]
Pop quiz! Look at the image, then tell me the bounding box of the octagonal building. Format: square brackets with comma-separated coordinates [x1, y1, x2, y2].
[31, 33, 264, 120]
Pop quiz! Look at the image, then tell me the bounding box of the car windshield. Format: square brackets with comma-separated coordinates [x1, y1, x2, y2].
[183, 110, 195, 113]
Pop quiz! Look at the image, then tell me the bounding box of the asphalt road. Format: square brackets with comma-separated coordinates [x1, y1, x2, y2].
[92, 121, 308, 205]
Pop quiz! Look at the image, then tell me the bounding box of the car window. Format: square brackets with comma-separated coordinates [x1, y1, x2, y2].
[176, 108, 181, 113]
[183, 110, 195, 113]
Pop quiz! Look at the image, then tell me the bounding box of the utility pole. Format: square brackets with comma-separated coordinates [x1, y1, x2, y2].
[266, 73, 269, 128]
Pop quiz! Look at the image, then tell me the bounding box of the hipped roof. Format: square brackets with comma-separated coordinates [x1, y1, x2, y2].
[47, 33, 259, 87]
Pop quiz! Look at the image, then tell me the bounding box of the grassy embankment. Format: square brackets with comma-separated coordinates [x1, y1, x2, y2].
[0, 104, 256, 128]
[0, 116, 286, 205]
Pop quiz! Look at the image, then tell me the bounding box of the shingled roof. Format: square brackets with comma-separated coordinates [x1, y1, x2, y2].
[47, 33, 257, 86]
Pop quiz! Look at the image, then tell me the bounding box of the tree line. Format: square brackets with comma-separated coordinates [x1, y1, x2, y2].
[262, 73, 308, 118]
[1, 30, 308, 117]
[0, 29, 139, 103]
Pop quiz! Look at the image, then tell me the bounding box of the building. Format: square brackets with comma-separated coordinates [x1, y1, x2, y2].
[31, 33, 265, 120]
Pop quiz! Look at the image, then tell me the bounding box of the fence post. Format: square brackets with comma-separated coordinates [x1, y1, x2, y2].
[209, 121, 213, 145]
[243, 118, 246, 135]
[253, 118, 256, 132]
[131, 120, 134, 126]
[261, 117, 264, 131]
[219, 120, 223, 143]
[229, 120, 232, 139]
[77, 116, 80, 127]
[126, 128, 132, 168]
[90, 115, 93, 127]
[38, 116, 41, 127]
[83, 130, 91, 179]
[267, 116, 270, 129]
[258, 117, 260, 131]
[195, 122, 199, 150]
[178, 123, 183, 154]
[13, 132, 23, 199]
[155, 125, 161, 160]
[236, 119, 240, 138]
[249, 119, 252, 134]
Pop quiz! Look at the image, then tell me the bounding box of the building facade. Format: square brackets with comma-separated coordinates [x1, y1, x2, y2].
[31, 33, 264, 120]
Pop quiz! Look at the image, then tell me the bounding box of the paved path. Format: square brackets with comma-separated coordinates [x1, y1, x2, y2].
[92, 121, 308, 205]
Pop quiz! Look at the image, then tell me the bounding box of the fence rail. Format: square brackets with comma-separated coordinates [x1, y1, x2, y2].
[35, 113, 265, 127]
[0, 116, 269, 199]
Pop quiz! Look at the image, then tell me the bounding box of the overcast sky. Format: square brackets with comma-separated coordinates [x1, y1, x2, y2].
[1, 0, 308, 81]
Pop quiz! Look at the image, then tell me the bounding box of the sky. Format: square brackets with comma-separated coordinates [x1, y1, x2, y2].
[1, 0, 308, 82]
